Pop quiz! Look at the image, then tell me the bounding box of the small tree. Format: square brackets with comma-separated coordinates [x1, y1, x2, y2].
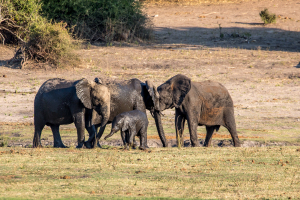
[1, 0, 79, 68]
[259, 9, 276, 25]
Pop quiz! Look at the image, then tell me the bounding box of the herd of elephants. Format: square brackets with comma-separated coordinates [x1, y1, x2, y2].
[32, 74, 241, 149]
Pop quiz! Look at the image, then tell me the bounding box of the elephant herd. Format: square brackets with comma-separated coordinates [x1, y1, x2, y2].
[32, 74, 241, 149]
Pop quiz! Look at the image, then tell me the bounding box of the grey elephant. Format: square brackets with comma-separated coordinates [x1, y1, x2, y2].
[32, 78, 110, 148]
[149, 74, 241, 147]
[104, 110, 148, 150]
[85, 78, 167, 148]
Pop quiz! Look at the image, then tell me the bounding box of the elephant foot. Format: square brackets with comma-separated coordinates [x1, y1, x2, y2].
[234, 143, 241, 147]
[84, 141, 94, 149]
[97, 141, 102, 148]
[54, 143, 67, 148]
[139, 146, 146, 150]
[192, 142, 201, 147]
[33, 143, 42, 148]
[123, 145, 129, 150]
[203, 142, 211, 147]
[76, 142, 84, 149]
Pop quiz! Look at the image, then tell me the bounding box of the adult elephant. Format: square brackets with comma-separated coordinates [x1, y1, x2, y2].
[84, 78, 167, 148]
[150, 74, 241, 147]
[33, 78, 110, 148]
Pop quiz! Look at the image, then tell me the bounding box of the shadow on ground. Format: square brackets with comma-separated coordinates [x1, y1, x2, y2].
[90, 26, 300, 53]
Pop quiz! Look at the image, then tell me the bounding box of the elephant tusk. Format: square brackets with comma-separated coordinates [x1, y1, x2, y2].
[159, 111, 165, 116]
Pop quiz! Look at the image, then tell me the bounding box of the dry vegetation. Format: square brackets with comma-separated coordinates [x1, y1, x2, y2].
[143, 0, 253, 6]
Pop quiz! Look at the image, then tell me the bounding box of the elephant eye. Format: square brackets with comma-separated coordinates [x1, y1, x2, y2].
[93, 97, 101, 105]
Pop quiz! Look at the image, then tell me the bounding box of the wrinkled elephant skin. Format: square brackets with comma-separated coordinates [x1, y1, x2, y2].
[104, 110, 149, 150]
[85, 78, 166, 148]
[32, 78, 110, 148]
[152, 74, 241, 147]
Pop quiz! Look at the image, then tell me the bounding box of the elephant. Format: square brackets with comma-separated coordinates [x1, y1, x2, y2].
[84, 77, 167, 148]
[104, 110, 149, 150]
[32, 78, 110, 148]
[150, 74, 241, 147]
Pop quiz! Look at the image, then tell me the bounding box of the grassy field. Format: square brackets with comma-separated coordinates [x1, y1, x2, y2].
[0, 146, 300, 199]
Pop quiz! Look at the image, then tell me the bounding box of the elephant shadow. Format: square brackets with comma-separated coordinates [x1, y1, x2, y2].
[170, 139, 238, 147]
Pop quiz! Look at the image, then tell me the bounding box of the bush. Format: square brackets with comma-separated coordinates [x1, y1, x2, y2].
[40, 0, 153, 42]
[1, 0, 80, 68]
[259, 9, 276, 25]
[0, 0, 41, 44]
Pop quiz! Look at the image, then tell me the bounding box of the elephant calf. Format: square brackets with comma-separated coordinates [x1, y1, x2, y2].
[104, 110, 148, 150]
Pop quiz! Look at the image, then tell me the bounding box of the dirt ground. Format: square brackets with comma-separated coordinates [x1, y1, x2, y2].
[0, 0, 299, 148]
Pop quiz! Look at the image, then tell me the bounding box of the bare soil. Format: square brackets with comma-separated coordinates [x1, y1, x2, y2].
[0, 0, 300, 148]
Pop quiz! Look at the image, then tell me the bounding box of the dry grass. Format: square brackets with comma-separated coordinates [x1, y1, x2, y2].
[0, 146, 300, 199]
[143, 0, 253, 6]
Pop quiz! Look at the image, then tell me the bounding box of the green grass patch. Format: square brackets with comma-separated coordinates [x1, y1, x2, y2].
[0, 147, 299, 199]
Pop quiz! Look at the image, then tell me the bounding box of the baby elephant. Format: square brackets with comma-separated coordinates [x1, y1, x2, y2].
[104, 110, 148, 150]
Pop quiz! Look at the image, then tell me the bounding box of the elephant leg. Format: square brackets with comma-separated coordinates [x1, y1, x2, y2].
[132, 136, 138, 149]
[175, 112, 186, 147]
[125, 130, 130, 144]
[51, 125, 66, 148]
[95, 124, 107, 148]
[186, 116, 200, 147]
[85, 124, 100, 148]
[121, 131, 126, 146]
[84, 125, 97, 149]
[224, 112, 241, 147]
[33, 122, 45, 148]
[204, 126, 219, 147]
[139, 128, 148, 150]
[129, 129, 137, 147]
[73, 113, 85, 148]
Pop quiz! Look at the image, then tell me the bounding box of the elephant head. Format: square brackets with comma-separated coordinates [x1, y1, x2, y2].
[146, 74, 191, 147]
[157, 74, 191, 110]
[104, 115, 129, 140]
[75, 78, 111, 128]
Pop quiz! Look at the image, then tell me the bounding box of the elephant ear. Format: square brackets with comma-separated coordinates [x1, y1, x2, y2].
[171, 74, 191, 108]
[145, 80, 160, 110]
[75, 78, 92, 109]
[121, 117, 130, 131]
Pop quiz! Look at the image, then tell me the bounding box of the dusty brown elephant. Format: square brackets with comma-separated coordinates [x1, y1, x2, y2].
[150, 74, 241, 147]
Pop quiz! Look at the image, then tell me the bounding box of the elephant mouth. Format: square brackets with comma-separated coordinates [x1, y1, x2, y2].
[150, 108, 164, 117]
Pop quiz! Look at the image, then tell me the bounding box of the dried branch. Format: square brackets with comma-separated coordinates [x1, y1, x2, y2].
[0, 26, 25, 43]
[0, 32, 4, 44]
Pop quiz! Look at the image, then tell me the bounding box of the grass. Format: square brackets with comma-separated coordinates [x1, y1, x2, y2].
[0, 146, 300, 199]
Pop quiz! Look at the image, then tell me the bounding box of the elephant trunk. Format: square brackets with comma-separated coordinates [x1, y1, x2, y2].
[154, 110, 167, 147]
[99, 103, 110, 128]
[104, 130, 115, 140]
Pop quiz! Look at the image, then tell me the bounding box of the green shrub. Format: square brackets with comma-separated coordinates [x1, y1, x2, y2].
[40, 0, 153, 42]
[259, 8, 276, 24]
[1, 0, 80, 67]
[25, 19, 80, 66]
[0, 136, 8, 147]
[0, 0, 41, 44]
